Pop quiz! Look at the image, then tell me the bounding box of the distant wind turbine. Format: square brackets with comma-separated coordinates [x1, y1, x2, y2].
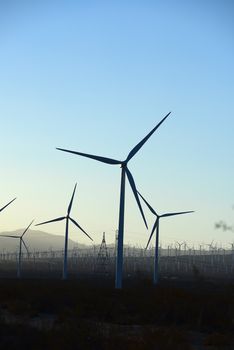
[0, 198, 16, 213]
[57, 112, 171, 288]
[35, 183, 93, 280]
[0, 220, 33, 278]
[138, 191, 194, 285]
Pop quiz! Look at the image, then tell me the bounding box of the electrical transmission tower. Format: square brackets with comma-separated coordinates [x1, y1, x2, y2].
[96, 232, 110, 274]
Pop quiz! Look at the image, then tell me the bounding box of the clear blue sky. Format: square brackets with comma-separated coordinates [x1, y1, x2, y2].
[0, 0, 233, 248]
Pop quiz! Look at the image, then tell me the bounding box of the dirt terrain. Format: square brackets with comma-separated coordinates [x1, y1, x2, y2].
[0, 277, 233, 349]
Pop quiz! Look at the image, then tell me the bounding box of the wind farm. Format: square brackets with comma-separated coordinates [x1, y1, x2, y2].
[0, 114, 233, 349]
[1, 1, 233, 348]
[56, 112, 170, 288]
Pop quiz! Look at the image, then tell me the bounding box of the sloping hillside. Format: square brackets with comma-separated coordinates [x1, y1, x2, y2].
[0, 229, 88, 252]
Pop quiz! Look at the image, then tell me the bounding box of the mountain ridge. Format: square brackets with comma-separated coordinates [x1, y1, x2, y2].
[0, 229, 89, 252]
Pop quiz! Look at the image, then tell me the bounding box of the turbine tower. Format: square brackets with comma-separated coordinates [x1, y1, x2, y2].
[138, 191, 193, 285]
[35, 183, 93, 280]
[57, 112, 171, 288]
[0, 220, 33, 278]
[0, 198, 16, 213]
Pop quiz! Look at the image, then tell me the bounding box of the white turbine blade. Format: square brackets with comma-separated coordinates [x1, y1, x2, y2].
[67, 183, 77, 215]
[0, 197, 16, 212]
[21, 219, 34, 238]
[137, 191, 157, 216]
[126, 112, 171, 162]
[161, 210, 194, 218]
[146, 218, 158, 249]
[56, 148, 122, 165]
[125, 168, 148, 229]
[69, 217, 93, 241]
[35, 216, 66, 226]
[21, 238, 29, 256]
[0, 235, 18, 238]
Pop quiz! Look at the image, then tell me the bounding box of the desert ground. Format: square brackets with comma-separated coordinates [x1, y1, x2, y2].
[0, 275, 233, 350]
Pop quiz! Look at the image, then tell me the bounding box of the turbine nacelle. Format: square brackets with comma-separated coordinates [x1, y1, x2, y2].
[0, 220, 33, 259]
[137, 191, 194, 249]
[35, 184, 93, 242]
[35, 184, 93, 280]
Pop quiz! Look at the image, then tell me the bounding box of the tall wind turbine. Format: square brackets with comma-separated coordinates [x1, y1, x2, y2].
[0, 220, 33, 278]
[138, 191, 194, 285]
[35, 183, 93, 280]
[57, 112, 171, 288]
[0, 198, 16, 213]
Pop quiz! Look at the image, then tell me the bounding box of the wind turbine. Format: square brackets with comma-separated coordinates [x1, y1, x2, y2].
[35, 183, 93, 280]
[0, 198, 16, 213]
[56, 112, 171, 288]
[138, 191, 194, 285]
[0, 220, 33, 278]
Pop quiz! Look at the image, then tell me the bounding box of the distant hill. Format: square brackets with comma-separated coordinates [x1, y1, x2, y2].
[0, 229, 88, 252]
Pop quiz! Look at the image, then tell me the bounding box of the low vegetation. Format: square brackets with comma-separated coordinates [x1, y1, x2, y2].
[0, 277, 233, 349]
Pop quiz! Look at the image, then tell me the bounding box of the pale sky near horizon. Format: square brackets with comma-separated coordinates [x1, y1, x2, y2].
[0, 0, 233, 248]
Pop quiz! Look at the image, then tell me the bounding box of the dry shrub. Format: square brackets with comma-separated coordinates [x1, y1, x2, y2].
[203, 332, 233, 348]
[101, 326, 191, 350]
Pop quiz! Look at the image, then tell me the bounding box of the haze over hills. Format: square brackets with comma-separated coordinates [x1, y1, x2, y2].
[0, 229, 230, 256]
[0, 229, 89, 252]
